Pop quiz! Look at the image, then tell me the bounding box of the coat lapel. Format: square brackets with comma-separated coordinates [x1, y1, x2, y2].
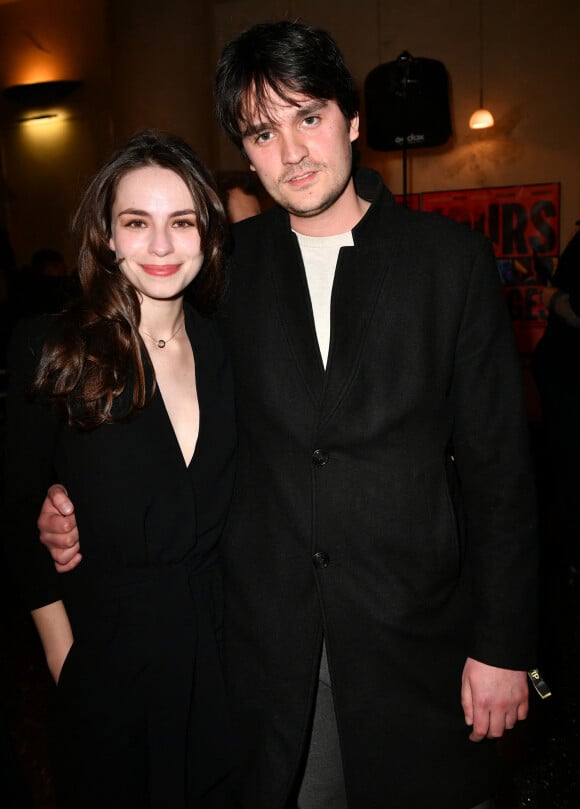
[321, 245, 387, 422]
[266, 218, 326, 407]
[264, 175, 400, 424]
[321, 180, 399, 425]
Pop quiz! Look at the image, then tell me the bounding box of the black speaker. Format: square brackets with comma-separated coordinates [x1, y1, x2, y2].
[364, 52, 452, 151]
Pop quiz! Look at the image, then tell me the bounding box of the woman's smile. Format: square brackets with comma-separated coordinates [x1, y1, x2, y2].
[139, 263, 183, 277]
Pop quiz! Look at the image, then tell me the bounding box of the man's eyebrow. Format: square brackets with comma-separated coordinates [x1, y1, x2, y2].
[241, 99, 329, 139]
[296, 99, 328, 117]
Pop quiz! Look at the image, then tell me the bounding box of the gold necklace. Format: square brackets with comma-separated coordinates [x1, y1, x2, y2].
[141, 316, 184, 349]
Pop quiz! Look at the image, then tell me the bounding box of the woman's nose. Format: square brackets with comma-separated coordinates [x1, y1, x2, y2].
[149, 227, 173, 255]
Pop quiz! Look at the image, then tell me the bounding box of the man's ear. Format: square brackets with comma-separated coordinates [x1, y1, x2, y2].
[349, 113, 360, 144]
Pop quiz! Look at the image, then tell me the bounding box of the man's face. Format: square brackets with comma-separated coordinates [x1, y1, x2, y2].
[240, 89, 359, 222]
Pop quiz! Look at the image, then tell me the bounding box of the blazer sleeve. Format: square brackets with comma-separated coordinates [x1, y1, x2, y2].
[4, 317, 64, 610]
[449, 236, 538, 670]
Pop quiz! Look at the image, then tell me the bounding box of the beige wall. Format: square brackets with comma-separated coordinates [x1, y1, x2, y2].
[106, 0, 216, 161]
[0, 0, 217, 267]
[1, 0, 579, 268]
[0, 0, 110, 267]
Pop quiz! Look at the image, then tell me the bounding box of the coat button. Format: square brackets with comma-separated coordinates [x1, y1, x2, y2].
[312, 449, 329, 466]
[313, 551, 330, 569]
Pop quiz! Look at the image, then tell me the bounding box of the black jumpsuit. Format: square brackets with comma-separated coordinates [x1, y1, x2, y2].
[5, 304, 237, 808]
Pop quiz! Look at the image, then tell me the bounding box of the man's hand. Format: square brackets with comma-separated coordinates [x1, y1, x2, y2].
[38, 484, 81, 572]
[461, 657, 528, 741]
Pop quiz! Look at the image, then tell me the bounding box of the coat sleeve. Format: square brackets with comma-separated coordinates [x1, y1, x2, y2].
[4, 317, 63, 610]
[554, 231, 580, 315]
[449, 236, 538, 671]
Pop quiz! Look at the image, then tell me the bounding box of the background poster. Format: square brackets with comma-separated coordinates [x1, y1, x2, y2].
[394, 193, 421, 211]
[421, 183, 560, 354]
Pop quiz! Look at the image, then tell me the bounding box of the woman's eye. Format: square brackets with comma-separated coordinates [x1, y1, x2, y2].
[173, 219, 196, 228]
[126, 219, 146, 228]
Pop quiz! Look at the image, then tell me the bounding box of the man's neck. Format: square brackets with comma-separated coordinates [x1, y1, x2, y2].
[290, 180, 370, 238]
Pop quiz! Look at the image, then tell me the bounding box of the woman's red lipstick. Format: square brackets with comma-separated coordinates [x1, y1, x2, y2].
[139, 264, 181, 277]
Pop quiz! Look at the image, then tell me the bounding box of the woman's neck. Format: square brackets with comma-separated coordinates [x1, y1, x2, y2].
[139, 297, 185, 340]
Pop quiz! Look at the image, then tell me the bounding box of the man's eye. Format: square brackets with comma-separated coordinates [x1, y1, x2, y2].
[255, 131, 273, 143]
[303, 115, 320, 127]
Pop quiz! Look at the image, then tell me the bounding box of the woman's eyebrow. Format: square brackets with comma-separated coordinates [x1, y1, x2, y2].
[116, 208, 196, 217]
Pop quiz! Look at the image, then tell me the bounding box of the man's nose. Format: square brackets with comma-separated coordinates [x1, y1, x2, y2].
[280, 131, 309, 165]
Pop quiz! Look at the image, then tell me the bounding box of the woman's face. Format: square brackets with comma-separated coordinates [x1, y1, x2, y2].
[109, 165, 204, 303]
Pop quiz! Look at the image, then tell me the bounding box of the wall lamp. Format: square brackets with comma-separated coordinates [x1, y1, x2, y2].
[2, 79, 83, 108]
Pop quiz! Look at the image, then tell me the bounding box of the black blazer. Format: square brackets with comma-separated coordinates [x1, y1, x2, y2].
[5, 304, 237, 806]
[219, 168, 538, 809]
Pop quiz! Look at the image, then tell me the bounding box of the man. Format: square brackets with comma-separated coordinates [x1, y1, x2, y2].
[37, 20, 537, 809]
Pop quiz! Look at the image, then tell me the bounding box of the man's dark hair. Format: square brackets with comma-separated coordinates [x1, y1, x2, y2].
[215, 20, 359, 151]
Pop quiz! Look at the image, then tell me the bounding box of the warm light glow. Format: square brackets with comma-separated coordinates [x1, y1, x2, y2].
[11, 67, 64, 87]
[469, 108, 495, 130]
[18, 116, 72, 148]
[16, 104, 71, 125]
[19, 113, 59, 125]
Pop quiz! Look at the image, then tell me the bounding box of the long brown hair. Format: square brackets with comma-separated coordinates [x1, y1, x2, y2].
[34, 130, 227, 430]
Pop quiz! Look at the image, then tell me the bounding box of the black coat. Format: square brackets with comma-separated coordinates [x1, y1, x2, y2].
[219, 169, 538, 809]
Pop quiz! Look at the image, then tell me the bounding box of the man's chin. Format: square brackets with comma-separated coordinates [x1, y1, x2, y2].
[283, 195, 338, 219]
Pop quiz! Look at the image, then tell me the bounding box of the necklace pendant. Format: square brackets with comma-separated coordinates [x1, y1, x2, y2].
[157, 339, 166, 348]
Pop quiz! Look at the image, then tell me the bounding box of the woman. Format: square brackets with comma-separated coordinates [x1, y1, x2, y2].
[5, 131, 237, 808]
